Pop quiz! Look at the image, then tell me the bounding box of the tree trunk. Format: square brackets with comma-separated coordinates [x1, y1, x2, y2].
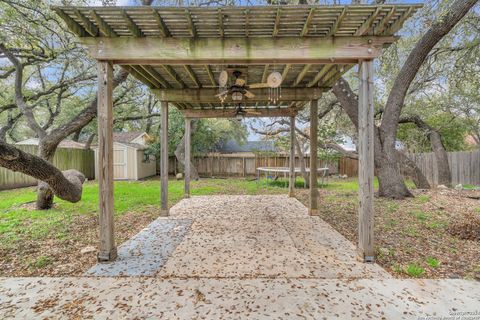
[294, 136, 310, 188]
[399, 115, 452, 187]
[0, 141, 85, 202]
[333, 80, 419, 199]
[294, 135, 309, 187]
[36, 138, 60, 209]
[174, 120, 199, 180]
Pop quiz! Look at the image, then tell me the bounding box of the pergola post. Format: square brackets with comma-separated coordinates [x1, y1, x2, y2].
[288, 116, 296, 197]
[184, 118, 191, 198]
[357, 60, 375, 262]
[160, 101, 169, 216]
[309, 99, 319, 216]
[97, 61, 117, 262]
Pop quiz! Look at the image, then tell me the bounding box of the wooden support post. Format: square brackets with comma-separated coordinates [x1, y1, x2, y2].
[309, 99, 319, 216]
[358, 60, 375, 263]
[184, 118, 191, 199]
[97, 61, 117, 262]
[160, 101, 169, 216]
[289, 115, 296, 197]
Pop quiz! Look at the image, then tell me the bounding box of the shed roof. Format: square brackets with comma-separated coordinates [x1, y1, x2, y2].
[54, 4, 421, 114]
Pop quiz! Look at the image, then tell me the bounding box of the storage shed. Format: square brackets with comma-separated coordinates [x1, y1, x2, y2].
[93, 132, 156, 180]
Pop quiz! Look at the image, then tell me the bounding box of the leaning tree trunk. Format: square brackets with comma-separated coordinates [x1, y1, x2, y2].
[399, 115, 452, 187]
[294, 136, 309, 187]
[0, 141, 85, 202]
[174, 120, 200, 180]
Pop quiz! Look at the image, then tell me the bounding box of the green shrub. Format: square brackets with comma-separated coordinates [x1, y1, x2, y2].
[405, 263, 425, 277]
[426, 257, 440, 268]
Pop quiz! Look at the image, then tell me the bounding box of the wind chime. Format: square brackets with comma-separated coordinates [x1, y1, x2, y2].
[218, 70, 229, 104]
[267, 70, 282, 105]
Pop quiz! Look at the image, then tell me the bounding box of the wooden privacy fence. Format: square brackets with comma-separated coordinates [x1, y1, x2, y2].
[408, 150, 480, 186]
[0, 145, 95, 191]
[167, 154, 339, 177]
[338, 150, 480, 186]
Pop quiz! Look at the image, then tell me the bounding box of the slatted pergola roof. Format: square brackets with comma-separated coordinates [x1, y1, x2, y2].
[54, 4, 421, 116]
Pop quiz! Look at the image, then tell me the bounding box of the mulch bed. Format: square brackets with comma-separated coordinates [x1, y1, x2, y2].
[0, 206, 159, 277]
[296, 186, 480, 280]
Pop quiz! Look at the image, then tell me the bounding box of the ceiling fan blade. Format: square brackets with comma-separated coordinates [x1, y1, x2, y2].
[248, 83, 270, 89]
[215, 90, 229, 98]
[244, 90, 255, 99]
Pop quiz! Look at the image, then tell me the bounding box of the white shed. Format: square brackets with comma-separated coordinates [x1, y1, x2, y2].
[92, 132, 156, 180]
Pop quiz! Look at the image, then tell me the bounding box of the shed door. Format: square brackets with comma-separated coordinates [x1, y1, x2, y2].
[113, 148, 127, 180]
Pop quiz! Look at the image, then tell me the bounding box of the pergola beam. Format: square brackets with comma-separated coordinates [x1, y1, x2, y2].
[179, 108, 299, 119]
[152, 87, 323, 103]
[81, 36, 396, 64]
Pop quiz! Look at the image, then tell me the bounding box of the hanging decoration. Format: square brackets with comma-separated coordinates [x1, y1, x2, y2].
[267, 71, 282, 105]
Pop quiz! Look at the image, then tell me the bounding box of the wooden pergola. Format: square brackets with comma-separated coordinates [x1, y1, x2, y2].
[55, 4, 420, 263]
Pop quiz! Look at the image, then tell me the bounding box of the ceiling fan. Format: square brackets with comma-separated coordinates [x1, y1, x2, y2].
[216, 69, 283, 103]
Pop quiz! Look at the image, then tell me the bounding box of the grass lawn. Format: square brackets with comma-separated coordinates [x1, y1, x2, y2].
[0, 176, 479, 280]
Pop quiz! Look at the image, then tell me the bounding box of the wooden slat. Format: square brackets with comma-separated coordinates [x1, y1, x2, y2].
[185, 9, 196, 38]
[282, 64, 292, 80]
[374, 7, 396, 35]
[97, 61, 117, 262]
[122, 10, 143, 37]
[73, 9, 98, 37]
[53, 8, 86, 37]
[261, 65, 269, 83]
[384, 7, 414, 35]
[301, 8, 315, 37]
[162, 65, 186, 88]
[122, 65, 155, 88]
[355, 7, 382, 36]
[205, 65, 216, 86]
[327, 7, 347, 36]
[273, 8, 281, 37]
[90, 10, 118, 37]
[307, 65, 333, 87]
[218, 9, 224, 37]
[152, 9, 171, 37]
[293, 64, 312, 87]
[140, 65, 171, 88]
[184, 65, 201, 88]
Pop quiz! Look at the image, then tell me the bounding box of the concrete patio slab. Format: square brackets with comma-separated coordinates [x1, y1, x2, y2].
[1, 277, 478, 319]
[158, 195, 389, 279]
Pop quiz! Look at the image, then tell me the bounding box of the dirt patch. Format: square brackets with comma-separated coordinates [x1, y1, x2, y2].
[0, 206, 159, 277]
[296, 185, 480, 280]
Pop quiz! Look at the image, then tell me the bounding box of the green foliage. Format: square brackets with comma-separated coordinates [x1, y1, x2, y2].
[426, 257, 440, 268]
[29, 256, 53, 269]
[145, 107, 247, 158]
[397, 112, 471, 152]
[405, 263, 425, 278]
